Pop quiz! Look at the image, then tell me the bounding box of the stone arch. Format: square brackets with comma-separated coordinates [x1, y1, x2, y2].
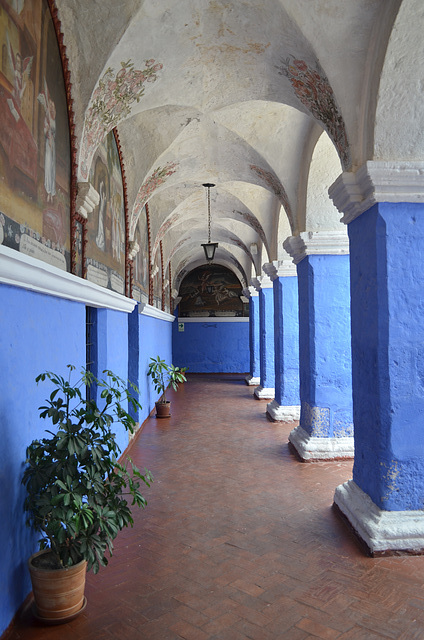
[373, 0, 424, 162]
[305, 130, 343, 232]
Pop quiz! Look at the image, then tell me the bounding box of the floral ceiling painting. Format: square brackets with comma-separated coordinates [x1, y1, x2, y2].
[278, 55, 350, 169]
[79, 58, 163, 180]
[130, 160, 179, 237]
[250, 164, 294, 230]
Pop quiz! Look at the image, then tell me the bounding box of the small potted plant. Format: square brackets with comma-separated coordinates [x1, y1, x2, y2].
[22, 365, 152, 623]
[147, 356, 187, 418]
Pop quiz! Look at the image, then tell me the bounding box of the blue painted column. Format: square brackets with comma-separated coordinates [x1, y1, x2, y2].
[284, 231, 353, 460]
[243, 286, 260, 385]
[330, 162, 424, 554]
[252, 275, 275, 399]
[264, 260, 300, 422]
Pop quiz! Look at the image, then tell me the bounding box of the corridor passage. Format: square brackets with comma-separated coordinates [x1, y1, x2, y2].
[8, 375, 424, 640]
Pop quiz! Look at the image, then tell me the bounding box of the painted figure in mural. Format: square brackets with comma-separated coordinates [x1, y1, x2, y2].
[8, 0, 25, 14]
[111, 193, 123, 262]
[37, 80, 57, 202]
[6, 31, 33, 119]
[96, 181, 106, 251]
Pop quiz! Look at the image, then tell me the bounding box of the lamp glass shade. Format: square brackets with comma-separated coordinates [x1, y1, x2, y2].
[201, 242, 218, 262]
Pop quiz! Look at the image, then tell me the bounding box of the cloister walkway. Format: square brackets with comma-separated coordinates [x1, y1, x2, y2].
[7, 374, 424, 639]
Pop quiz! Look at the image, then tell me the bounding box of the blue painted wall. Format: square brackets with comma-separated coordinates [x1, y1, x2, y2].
[0, 284, 86, 637]
[274, 276, 300, 406]
[139, 310, 173, 419]
[297, 254, 353, 438]
[249, 296, 260, 379]
[0, 289, 176, 635]
[94, 308, 130, 454]
[173, 319, 249, 373]
[350, 202, 424, 510]
[259, 287, 275, 389]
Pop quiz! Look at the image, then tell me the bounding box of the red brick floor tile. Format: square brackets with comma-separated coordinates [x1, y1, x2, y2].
[6, 374, 424, 640]
[201, 611, 242, 635]
[170, 618, 210, 640]
[296, 617, 341, 639]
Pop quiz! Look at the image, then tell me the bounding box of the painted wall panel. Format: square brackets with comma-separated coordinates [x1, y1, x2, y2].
[172, 320, 249, 373]
[0, 284, 85, 636]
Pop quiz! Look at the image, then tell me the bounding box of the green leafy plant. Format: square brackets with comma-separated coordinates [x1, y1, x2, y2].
[147, 356, 187, 404]
[22, 365, 152, 574]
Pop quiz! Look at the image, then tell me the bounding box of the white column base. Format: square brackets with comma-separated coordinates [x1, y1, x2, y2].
[245, 375, 260, 386]
[334, 479, 424, 556]
[254, 385, 275, 399]
[266, 399, 300, 423]
[288, 425, 354, 461]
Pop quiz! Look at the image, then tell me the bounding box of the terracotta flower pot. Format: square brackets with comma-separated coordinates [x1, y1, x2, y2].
[28, 549, 87, 622]
[155, 400, 171, 418]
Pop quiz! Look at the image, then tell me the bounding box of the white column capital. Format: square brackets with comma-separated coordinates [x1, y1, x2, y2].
[329, 160, 424, 225]
[128, 241, 140, 261]
[75, 182, 100, 219]
[251, 274, 273, 291]
[263, 259, 297, 281]
[283, 230, 349, 265]
[242, 286, 259, 298]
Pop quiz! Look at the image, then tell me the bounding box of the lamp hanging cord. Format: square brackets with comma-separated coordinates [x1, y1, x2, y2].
[207, 184, 211, 243]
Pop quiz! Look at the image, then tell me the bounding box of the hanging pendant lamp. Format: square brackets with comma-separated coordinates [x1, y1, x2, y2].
[201, 183, 218, 262]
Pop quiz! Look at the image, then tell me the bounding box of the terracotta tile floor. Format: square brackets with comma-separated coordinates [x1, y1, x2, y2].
[7, 374, 424, 639]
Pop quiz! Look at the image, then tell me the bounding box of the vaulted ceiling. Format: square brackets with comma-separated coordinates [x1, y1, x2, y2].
[56, 0, 417, 293]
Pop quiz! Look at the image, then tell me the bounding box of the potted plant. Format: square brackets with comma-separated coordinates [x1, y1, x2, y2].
[147, 356, 187, 418]
[22, 365, 152, 623]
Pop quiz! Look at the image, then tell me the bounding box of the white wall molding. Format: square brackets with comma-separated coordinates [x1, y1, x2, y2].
[263, 259, 297, 281]
[334, 479, 424, 555]
[329, 161, 424, 225]
[139, 303, 175, 322]
[0, 244, 136, 313]
[283, 230, 349, 265]
[288, 425, 354, 461]
[177, 317, 248, 323]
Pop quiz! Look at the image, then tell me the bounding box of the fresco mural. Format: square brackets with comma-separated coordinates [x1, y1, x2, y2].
[152, 253, 162, 309]
[278, 55, 351, 169]
[79, 58, 163, 181]
[179, 264, 248, 318]
[130, 160, 178, 237]
[85, 130, 125, 293]
[250, 164, 294, 230]
[0, 0, 71, 270]
[164, 263, 170, 314]
[132, 205, 149, 303]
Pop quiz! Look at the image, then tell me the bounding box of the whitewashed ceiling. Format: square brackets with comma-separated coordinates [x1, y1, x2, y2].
[57, 0, 417, 290]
